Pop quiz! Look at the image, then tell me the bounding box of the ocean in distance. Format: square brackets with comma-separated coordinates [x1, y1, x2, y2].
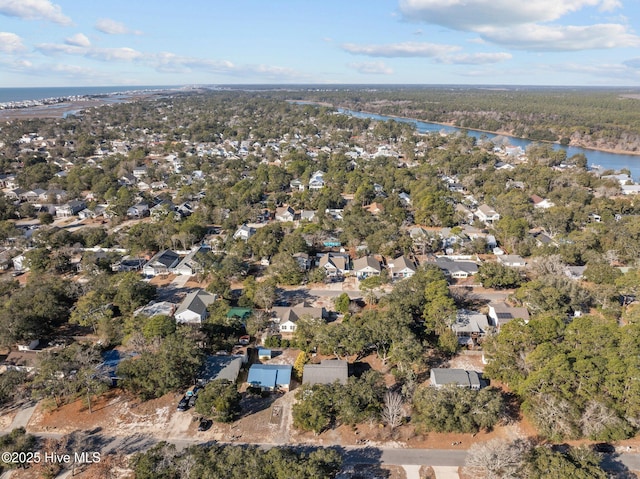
[0, 85, 178, 103]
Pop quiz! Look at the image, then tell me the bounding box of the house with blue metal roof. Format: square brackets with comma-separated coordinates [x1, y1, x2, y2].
[247, 364, 292, 391]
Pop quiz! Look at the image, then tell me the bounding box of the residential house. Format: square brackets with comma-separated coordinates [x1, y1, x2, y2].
[497, 255, 526, 268]
[475, 204, 500, 224]
[299, 210, 316, 222]
[352, 255, 382, 279]
[388, 255, 417, 279]
[233, 224, 256, 241]
[309, 171, 325, 190]
[317, 252, 350, 278]
[455, 204, 474, 223]
[113, 257, 146, 272]
[290, 179, 305, 191]
[565, 265, 587, 280]
[132, 165, 148, 178]
[142, 249, 180, 277]
[430, 368, 482, 390]
[435, 257, 478, 278]
[247, 364, 292, 391]
[364, 202, 384, 215]
[127, 203, 150, 218]
[325, 208, 344, 221]
[198, 355, 244, 385]
[292, 252, 311, 271]
[398, 192, 412, 206]
[531, 195, 555, 209]
[452, 310, 490, 345]
[174, 290, 216, 324]
[272, 302, 326, 333]
[173, 245, 208, 276]
[55, 200, 86, 218]
[134, 301, 176, 318]
[487, 303, 530, 330]
[303, 360, 349, 385]
[275, 205, 295, 222]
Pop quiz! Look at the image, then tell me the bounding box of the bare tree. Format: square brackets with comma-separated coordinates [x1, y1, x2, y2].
[381, 391, 404, 430]
[580, 400, 626, 439]
[465, 438, 530, 479]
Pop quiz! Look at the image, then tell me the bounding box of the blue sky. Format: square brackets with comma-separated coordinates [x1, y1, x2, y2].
[1, 0, 639, 87]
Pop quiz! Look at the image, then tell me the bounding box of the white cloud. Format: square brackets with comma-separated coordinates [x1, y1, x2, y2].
[399, 0, 621, 30]
[348, 61, 394, 74]
[0, 32, 25, 53]
[437, 52, 512, 64]
[480, 23, 640, 51]
[342, 41, 459, 57]
[36, 42, 86, 56]
[95, 18, 141, 35]
[150, 52, 305, 80]
[65, 33, 91, 48]
[87, 47, 144, 62]
[0, 0, 71, 25]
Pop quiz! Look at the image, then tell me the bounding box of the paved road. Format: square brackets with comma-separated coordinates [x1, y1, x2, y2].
[5, 427, 640, 475]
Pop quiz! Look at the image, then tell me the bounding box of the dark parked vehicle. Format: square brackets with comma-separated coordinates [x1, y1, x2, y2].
[198, 418, 213, 431]
[188, 394, 197, 408]
[177, 396, 189, 411]
[593, 443, 615, 453]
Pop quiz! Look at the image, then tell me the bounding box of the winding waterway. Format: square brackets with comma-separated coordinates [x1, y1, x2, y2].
[339, 108, 640, 180]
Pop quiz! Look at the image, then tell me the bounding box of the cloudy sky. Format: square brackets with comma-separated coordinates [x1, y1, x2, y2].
[1, 0, 639, 87]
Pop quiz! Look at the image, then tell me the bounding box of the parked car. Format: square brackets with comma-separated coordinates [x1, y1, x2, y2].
[177, 396, 189, 411]
[198, 418, 213, 431]
[188, 394, 197, 408]
[592, 443, 615, 453]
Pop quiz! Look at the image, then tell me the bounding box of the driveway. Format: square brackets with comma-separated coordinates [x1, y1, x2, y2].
[432, 466, 460, 479]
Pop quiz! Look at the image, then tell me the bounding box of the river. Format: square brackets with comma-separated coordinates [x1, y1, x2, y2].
[339, 108, 640, 181]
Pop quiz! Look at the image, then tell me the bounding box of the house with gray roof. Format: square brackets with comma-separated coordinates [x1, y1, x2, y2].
[142, 249, 180, 277]
[173, 245, 208, 276]
[198, 355, 245, 385]
[430, 368, 482, 390]
[174, 290, 217, 324]
[318, 252, 350, 278]
[272, 302, 326, 333]
[303, 360, 349, 386]
[475, 204, 500, 224]
[488, 302, 530, 330]
[452, 310, 489, 345]
[388, 255, 417, 280]
[353, 255, 382, 279]
[435, 257, 478, 278]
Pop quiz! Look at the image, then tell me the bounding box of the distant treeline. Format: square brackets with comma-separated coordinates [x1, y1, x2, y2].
[271, 87, 640, 153]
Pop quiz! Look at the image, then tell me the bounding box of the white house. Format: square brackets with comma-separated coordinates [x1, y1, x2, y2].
[317, 252, 350, 277]
[497, 255, 526, 268]
[309, 171, 325, 190]
[174, 290, 217, 324]
[352, 255, 382, 279]
[487, 303, 530, 330]
[531, 195, 555, 209]
[388, 255, 417, 279]
[142, 249, 180, 277]
[475, 204, 500, 224]
[275, 205, 295, 222]
[272, 302, 326, 333]
[233, 224, 256, 241]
